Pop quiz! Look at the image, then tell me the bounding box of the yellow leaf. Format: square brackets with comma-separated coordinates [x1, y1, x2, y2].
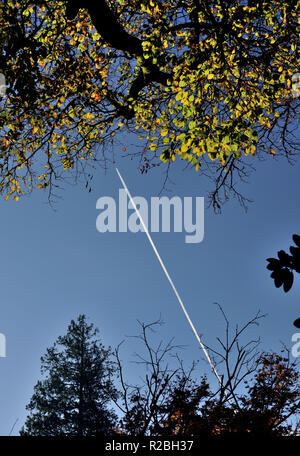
[245, 144, 256, 156]
[149, 143, 158, 151]
[85, 113, 95, 121]
[91, 92, 101, 102]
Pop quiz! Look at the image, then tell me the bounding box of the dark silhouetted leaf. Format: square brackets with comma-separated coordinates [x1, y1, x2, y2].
[293, 234, 300, 248]
[272, 271, 284, 288]
[283, 269, 294, 292]
[293, 259, 300, 274]
[266, 258, 281, 271]
[293, 318, 300, 329]
[290, 246, 300, 257]
[277, 250, 291, 266]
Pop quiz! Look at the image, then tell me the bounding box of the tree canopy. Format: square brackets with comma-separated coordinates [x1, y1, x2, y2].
[20, 315, 118, 436]
[115, 318, 300, 436]
[1, 0, 299, 208]
[20, 314, 300, 436]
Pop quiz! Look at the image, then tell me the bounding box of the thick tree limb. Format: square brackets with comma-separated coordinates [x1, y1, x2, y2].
[65, 0, 171, 101]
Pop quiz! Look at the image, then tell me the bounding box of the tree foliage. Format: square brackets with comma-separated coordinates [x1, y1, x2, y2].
[266, 234, 300, 328]
[267, 234, 300, 293]
[156, 353, 300, 436]
[20, 315, 118, 436]
[114, 316, 300, 436]
[1, 0, 299, 207]
[20, 314, 300, 436]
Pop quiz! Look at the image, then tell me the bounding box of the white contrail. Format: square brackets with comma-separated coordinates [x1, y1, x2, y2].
[116, 168, 228, 396]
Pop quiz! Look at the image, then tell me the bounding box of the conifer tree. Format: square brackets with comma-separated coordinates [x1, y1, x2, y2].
[21, 315, 118, 436]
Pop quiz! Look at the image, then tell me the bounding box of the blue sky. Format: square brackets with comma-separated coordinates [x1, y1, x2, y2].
[0, 149, 299, 435]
